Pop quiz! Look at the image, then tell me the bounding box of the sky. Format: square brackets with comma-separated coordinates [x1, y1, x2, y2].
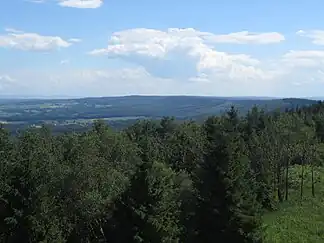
[1, 0, 324, 98]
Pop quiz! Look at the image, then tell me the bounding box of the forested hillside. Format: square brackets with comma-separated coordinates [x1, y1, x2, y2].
[1, 101, 324, 242]
[0, 96, 318, 135]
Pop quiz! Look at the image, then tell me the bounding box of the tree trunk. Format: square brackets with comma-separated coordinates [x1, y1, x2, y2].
[285, 156, 289, 201]
[277, 162, 283, 202]
[273, 168, 276, 201]
[300, 155, 304, 200]
[311, 160, 315, 197]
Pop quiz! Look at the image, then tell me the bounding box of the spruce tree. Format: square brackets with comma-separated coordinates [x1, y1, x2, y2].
[194, 108, 262, 243]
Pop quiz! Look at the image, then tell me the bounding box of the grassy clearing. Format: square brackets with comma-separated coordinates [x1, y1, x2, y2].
[263, 166, 324, 243]
[61, 116, 147, 125]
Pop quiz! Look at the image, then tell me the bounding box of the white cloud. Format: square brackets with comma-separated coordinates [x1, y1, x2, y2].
[297, 30, 324, 45]
[0, 68, 263, 97]
[25, 0, 45, 3]
[3, 27, 324, 98]
[0, 75, 16, 91]
[2, 56, 324, 98]
[27, 0, 103, 8]
[60, 59, 70, 65]
[58, 0, 103, 8]
[0, 28, 79, 52]
[83, 28, 324, 97]
[89, 28, 282, 80]
[74, 28, 320, 97]
[4, 28, 23, 34]
[0, 68, 162, 97]
[269, 49, 324, 96]
[90, 28, 284, 56]
[282, 50, 324, 67]
[68, 38, 82, 43]
[204, 30, 285, 44]
[0, 75, 15, 82]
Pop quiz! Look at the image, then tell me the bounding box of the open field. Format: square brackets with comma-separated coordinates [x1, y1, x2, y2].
[263, 165, 324, 243]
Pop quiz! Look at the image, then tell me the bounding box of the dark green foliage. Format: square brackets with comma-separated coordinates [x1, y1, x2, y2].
[1, 101, 324, 242]
[193, 109, 262, 243]
[165, 120, 205, 174]
[104, 160, 183, 243]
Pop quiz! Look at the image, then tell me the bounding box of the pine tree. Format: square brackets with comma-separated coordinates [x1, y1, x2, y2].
[104, 160, 183, 243]
[194, 109, 262, 243]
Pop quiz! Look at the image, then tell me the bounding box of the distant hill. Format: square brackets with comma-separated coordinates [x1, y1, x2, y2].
[0, 95, 319, 134]
[0, 95, 319, 122]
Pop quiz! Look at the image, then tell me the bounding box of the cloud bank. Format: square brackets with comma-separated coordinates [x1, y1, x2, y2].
[89, 28, 284, 80]
[2, 27, 324, 97]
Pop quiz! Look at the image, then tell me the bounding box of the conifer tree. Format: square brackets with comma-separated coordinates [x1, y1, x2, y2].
[194, 109, 262, 243]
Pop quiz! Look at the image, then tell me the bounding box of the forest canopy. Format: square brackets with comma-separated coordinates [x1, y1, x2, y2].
[1, 101, 324, 242]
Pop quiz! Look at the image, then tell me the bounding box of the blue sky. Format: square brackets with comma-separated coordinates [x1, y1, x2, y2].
[1, 0, 324, 97]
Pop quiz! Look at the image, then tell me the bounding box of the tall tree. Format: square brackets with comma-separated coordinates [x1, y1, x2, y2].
[194, 110, 262, 243]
